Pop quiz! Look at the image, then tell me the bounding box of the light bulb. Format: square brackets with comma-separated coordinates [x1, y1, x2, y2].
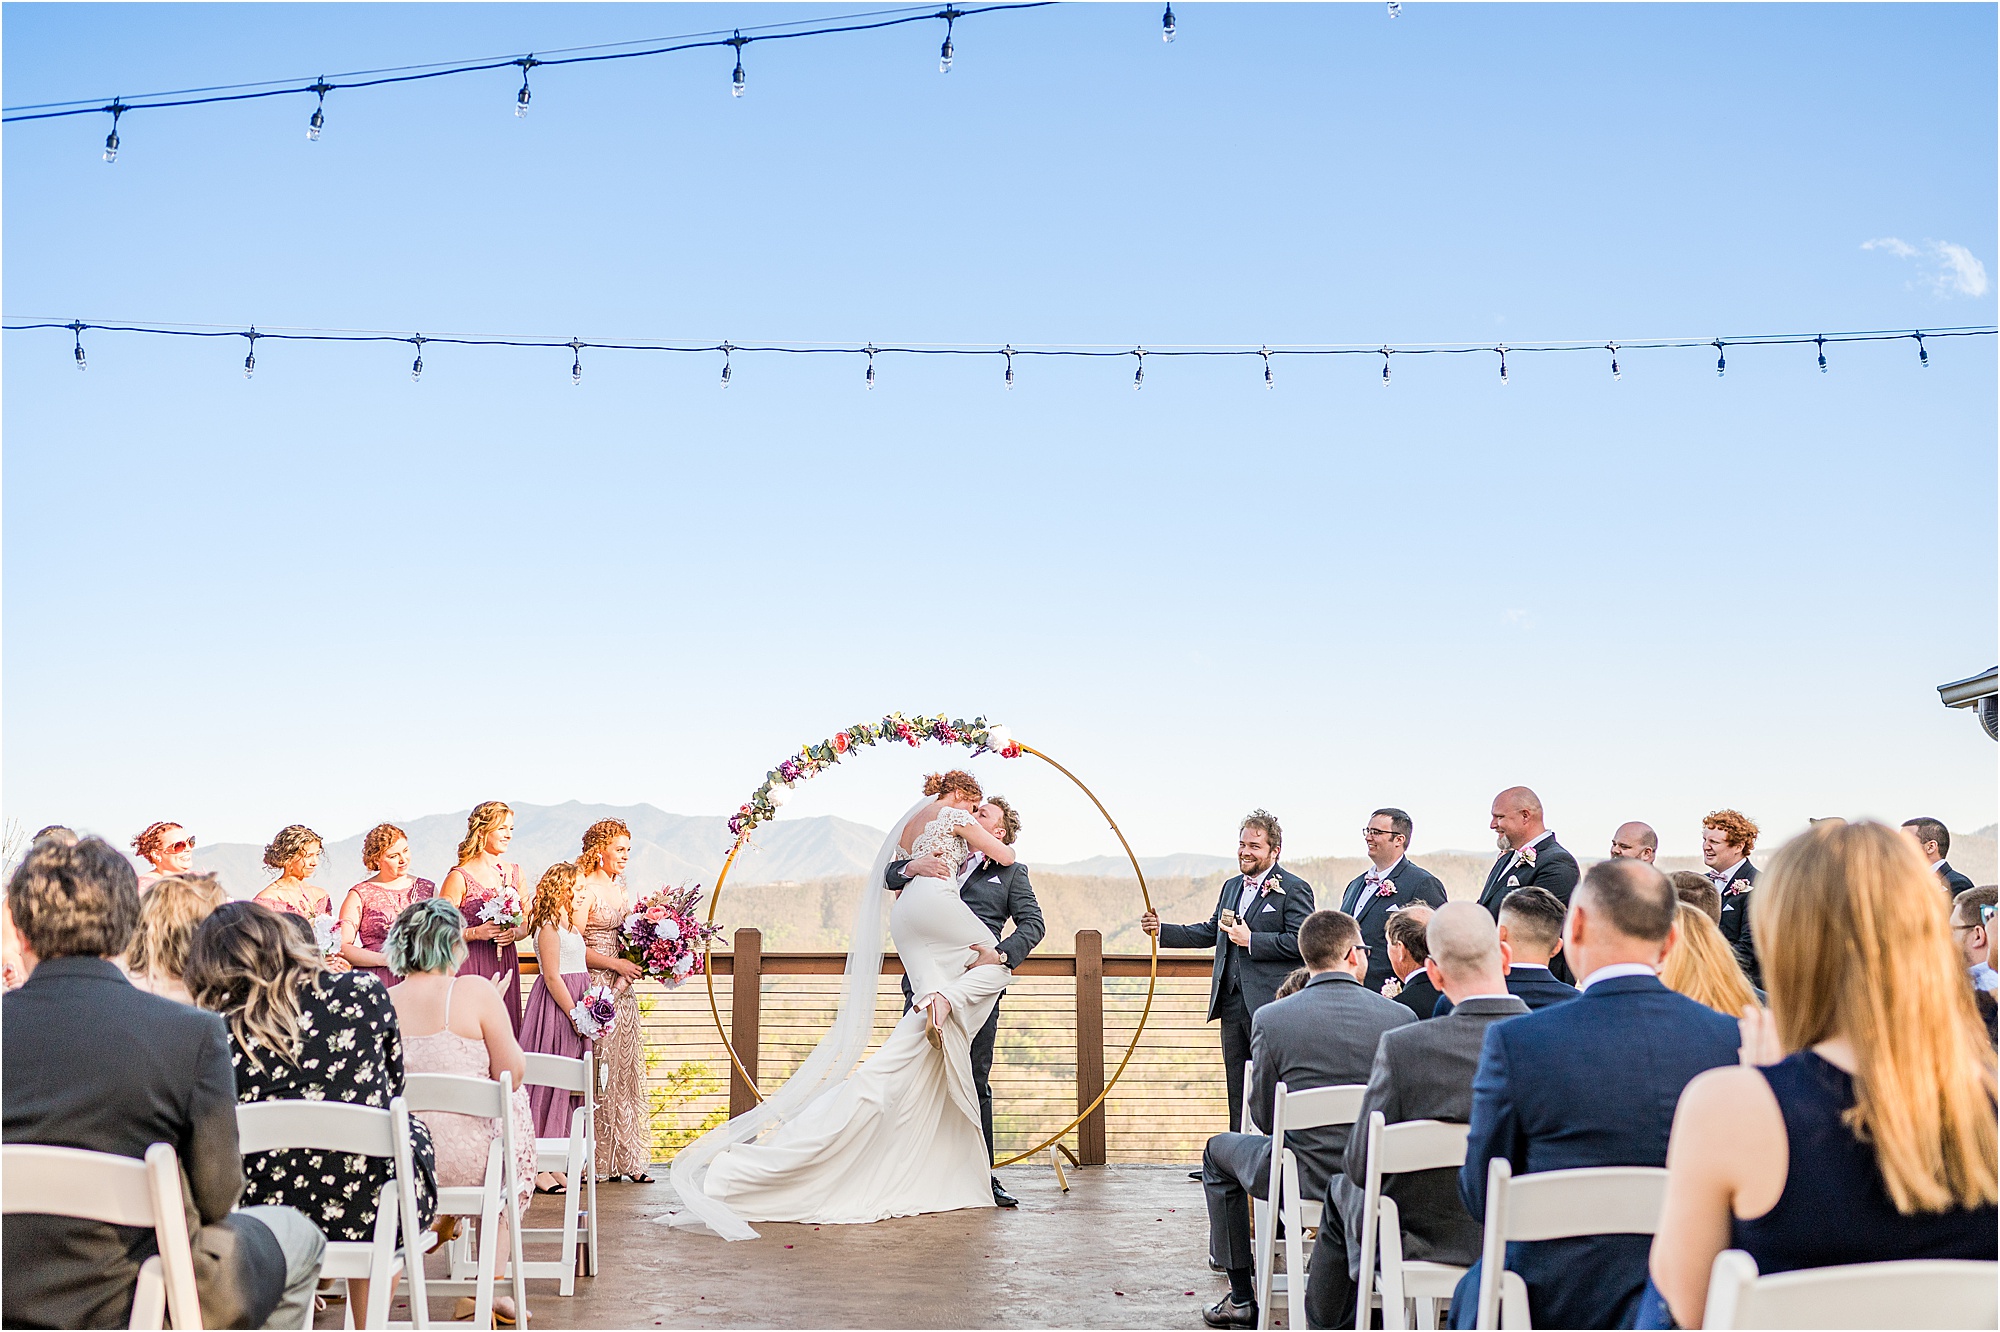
[1714, 341, 1726, 378]
[1917, 333, 1929, 368]
[411, 354, 423, 382]
[307, 107, 324, 141]
[74, 344, 87, 372]
[865, 350, 877, 389]
[1262, 349, 1273, 389]
[1608, 342, 1621, 380]
[731, 36, 748, 97]
[243, 351, 256, 379]
[1003, 347, 1015, 389]
[1497, 346, 1509, 384]
[103, 129, 119, 163]
[516, 85, 531, 118]
[1816, 336, 1827, 374]
[1387, 0, 1401, 16]
[940, 36, 954, 72]
[1133, 350, 1145, 389]
[721, 357, 733, 387]
[1381, 349, 1392, 384]
[1162, 4, 1176, 41]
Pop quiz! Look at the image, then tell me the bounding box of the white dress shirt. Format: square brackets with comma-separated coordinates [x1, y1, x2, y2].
[1576, 961, 1658, 992]
[1236, 862, 1279, 917]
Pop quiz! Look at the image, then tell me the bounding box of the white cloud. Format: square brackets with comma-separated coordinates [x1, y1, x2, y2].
[1862, 236, 1990, 298]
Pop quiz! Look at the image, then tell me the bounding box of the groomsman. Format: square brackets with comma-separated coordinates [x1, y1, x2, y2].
[1476, 787, 1581, 982]
[1702, 809, 1761, 985]
[1902, 817, 1976, 899]
[1143, 810, 1313, 1137]
[1337, 808, 1448, 993]
[1608, 822, 1658, 863]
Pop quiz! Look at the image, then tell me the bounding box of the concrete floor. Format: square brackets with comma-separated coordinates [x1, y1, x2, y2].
[321, 1164, 1226, 1330]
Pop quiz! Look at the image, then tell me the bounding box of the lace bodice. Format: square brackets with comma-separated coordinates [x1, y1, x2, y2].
[908, 806, 977, 873]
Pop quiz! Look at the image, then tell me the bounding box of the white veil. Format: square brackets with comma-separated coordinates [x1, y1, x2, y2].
[661, 796, 929, 1240]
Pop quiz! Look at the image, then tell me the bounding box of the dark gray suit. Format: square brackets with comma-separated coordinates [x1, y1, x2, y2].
[887, 853, 1044, 1163]
[1305, 995, 1529, 1328]
[1202, 971, 1414, 1280]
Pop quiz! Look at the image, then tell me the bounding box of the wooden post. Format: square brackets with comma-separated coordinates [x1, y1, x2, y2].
[729, 927, 762, 1119]
[1074, 929, 1107, 1166]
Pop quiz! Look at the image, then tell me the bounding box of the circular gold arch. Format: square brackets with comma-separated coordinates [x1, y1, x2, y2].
[697, 741, 1158, 1167]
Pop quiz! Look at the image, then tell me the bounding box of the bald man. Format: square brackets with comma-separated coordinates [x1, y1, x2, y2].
[1608, 822, 1657, 863]
[1476, 787, 1581, 984]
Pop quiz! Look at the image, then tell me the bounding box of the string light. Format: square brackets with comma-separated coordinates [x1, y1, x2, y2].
[1003, 344, 1015, 388]
[720, 341, 734, 386]
[515, 57, 537, 117]
[1815, 334, 1827, 374]
[1387, 0, 1402, 16]
[242, 327, 258, 378]
[729, 31, 748, 97]
[569, 336, 582, 384]
[1162, 4, 1176, 42]
[1261, 346, 1273, 389]
[1915, 331, 1929, 368]
[1380, 346, 1392, 385]
[865, 343, 877, 388]
[1132, 346, 1145, 389]
[306, 80, 328, 140]
[70, 319, 86, 371]
[102, 101, 123, 162]
[1497, 344, 1509, 385]
[939, 8, 958, 71]
[410, 335, 424, 381]
[1714, 338, 1726, 378]
[1608, 341, 1620, 380]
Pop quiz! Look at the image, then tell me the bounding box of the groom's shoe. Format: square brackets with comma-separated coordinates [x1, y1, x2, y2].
[991, 1177, 1019, 1208]
[1201, 1296, 1257, 1328]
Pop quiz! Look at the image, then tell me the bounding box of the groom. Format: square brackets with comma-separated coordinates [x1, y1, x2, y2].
[887, 796, 1046, 1209]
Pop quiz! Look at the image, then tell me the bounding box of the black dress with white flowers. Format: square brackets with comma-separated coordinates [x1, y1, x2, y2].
[227, 970, 439, 1241]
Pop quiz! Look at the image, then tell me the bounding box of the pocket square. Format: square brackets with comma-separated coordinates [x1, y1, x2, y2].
[1506, 875, 1521, 888]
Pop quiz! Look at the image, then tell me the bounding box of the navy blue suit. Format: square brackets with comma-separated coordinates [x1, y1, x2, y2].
[1448, 974, 1740, 1330]
[1430, 964, 1579, 1019]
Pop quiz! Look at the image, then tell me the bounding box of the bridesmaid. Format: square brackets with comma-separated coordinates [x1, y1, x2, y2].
[575, 819, 650, 1183]
[440, 801, 527, 1033]
[253, 825, 350, 972]
[519, 861, 592, 1192]
[338, 823, 437, 988]
[131, 820, 196, 892]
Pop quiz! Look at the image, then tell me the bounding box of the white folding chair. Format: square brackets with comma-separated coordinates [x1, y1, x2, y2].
[1474, 1158, 1669, 1329]
[1703, 1250, 2000, 1330]
[1353, 1113, 1471, 1331]
[235, 1096, 430, 1330]
[1253, 1081, 1366, 1331]
[2, 1142, 200, 1330]
[516, 1051, 597, 1294]
[403, 1072, 527, 1329]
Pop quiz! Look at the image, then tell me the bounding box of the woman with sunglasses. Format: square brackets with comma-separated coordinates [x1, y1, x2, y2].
[131, 821, 197, 892]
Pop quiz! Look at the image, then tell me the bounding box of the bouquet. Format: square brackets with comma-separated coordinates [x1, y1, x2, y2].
[311, 914, 342, 961]
[618, 884, 723, 988]
[569, 983, 620, 1041]
[475, 885, 523, 931]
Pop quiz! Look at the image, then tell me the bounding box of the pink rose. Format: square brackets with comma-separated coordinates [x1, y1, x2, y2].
[646, 905, 669, 922]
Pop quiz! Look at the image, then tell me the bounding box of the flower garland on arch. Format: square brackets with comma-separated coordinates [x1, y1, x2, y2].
[727, 712, 1021, 840]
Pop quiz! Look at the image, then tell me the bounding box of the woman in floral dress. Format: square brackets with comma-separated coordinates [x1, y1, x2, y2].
[575, 819, 651, 1182]
[339, 823, 437, 989]
[439, 801, 526, 1033]
[186, 901, 437, 1326]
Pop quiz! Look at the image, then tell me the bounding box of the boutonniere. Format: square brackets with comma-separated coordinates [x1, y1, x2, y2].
[1374, 882, 1397, 900]
[1380, 977, 1403, 998]
[1724, 879, 1751, 897]
[1518, 845, 1538, 868]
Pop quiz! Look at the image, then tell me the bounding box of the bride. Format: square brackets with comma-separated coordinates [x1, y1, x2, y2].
[666, 770, 1018, 1238]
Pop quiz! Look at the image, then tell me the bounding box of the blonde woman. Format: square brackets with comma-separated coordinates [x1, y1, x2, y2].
[1646, 821, 1998, 1328]
[574, 819, 651, 1182]
[440, 802, 526, 1033]
[253, 826, 349, 973]
[339, 823, 437, 988]
[1660, 902, 1760, 1019]
[126, 872, 229, 1003]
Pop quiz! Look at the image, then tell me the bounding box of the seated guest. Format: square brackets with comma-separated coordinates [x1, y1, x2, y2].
[1338, 808, 1448, 994]
[1274, 966, 1310, 1000]
[186, 903, 436, 1326]
[1660, 901, 1760, 1018]
[1647, 820, 1997, 1327]
[3, 838, 325, 1330]
[1702, 809, 1761, 985]
[388, 899, 536, 1327]
[1433, 887, 1578, 1017]
[1669, 870, 1722, 925]
[1200, 910, 1414, 1329]
[1382, 906, 1442, 1018]
[125, 872, 228, 1003]
[1449, 859, 1740, 1330]
[1903, 816, 1975, 899]
[130, 820, 197, 892]
[1950, 885, 1997, 992]
[1608, 822, 1658, 863]
[1307, 904, 1528, 1328]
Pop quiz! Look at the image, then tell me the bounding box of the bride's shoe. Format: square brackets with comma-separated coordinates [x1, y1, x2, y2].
[923, 995, 947, 1051]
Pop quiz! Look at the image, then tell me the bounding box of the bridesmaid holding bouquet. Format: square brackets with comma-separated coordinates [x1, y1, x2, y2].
[252, 825, 350, 973]
[519, 861, 593, 1191]
[440, 801, 526, 1032]
[338, 823, 437, 989]
[575, 819, 651, 1182]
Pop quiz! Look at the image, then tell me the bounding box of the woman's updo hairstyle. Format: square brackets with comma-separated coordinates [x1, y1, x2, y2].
[386, 897, 469, 978]
[577, 819, 631, 876]
[457, 801, 513, 865]
[923, 770, 983, 803]
[131, 821, 183, 861]
[361, 823, 407, 872]
[262, 824, 323, 874]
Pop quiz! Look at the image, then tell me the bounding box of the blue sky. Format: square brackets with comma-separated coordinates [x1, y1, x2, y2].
[5, 3, 1995, 871]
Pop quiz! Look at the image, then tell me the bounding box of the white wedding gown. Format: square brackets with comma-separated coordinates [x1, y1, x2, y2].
[693, 805, 1012, 1228]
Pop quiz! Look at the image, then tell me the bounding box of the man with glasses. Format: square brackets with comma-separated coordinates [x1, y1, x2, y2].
[131, 821, 196, 891]
[1196, 910, 1414, 1329]
[1337, 808, 1448, 994]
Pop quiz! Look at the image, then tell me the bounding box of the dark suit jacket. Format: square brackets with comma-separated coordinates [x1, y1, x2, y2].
[1338, 859, 1449, 992]
[1457, 973, 1740, 1331]
[1247, 971, 1414, 1202]
[1714, 860, 1760, 986]
[1477, 836, 1583, 984]
[1939, 861, 1977, 899]
[1161, 865, 1315, 1018]
[2, 957, 286, 1330]
[1328, 994, 1530, 1277]
[887, 854, 1045, 970]
[1390, 970, 1443, 1020]
[1431, 965, 1579, 1018]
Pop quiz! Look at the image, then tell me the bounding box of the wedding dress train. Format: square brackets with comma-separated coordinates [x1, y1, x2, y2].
[671, 803, 1011, 1234]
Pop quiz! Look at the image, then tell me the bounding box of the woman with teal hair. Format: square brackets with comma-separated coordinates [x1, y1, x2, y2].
[387, 899, 538, 1326]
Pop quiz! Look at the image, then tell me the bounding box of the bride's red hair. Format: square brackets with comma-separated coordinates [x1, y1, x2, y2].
[922, 770, 982, 803]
